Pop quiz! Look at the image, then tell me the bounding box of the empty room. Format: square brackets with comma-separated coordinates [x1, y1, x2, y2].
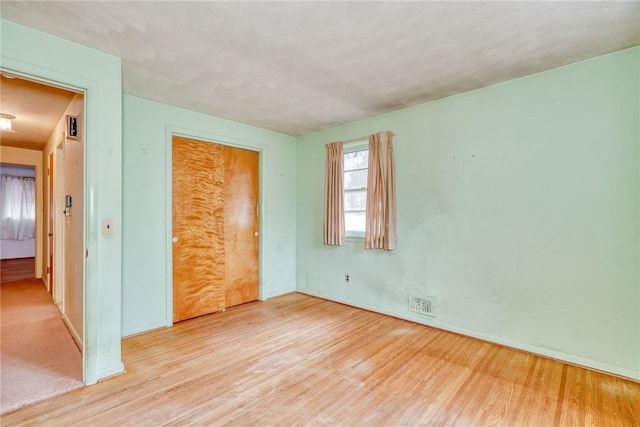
[1, 1, 639, 425]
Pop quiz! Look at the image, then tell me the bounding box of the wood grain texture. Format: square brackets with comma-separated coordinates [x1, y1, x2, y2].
[2, 293, 638, 426]
[223, 146, 259, 308]
[172, 136, 225, 322]
[0, 258, 35, 284]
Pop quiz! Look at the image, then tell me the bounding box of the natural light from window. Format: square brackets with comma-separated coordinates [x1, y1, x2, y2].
[343, 145, 368, 237]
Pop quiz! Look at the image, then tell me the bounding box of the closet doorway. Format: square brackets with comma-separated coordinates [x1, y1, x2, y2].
[172, 136, 259, 322]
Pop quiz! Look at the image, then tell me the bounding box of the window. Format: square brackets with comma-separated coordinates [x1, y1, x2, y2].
[324, 131, 396, 249]
[343, 141, 368, 238]
[0, 173, 36, 240]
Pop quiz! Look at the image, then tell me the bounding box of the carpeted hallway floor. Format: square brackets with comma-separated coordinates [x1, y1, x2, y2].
[0, 278, 83, 414]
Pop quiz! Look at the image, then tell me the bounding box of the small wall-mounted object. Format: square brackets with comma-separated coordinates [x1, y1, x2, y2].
[407, 294, 436, 318]
[67, 115, 78, 140]
[102, 218, 115, 235]
[64, 195, 72, 217]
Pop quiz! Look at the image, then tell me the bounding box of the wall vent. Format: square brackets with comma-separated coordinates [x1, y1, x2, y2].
[407, 294, 436, 317]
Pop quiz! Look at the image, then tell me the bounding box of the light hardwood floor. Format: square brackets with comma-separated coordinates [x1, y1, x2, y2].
[2, 292, 638, 426]
[0, 258, 35, 284]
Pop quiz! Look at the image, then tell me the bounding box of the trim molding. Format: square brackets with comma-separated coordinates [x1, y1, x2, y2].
[122, 320, 168, 338]
[297, 289, 640, 381]
[61, 311, 83, 350]
[96, 363, 126, 381]
[164, 125, 269, 326]
[264, 286, 296, 300]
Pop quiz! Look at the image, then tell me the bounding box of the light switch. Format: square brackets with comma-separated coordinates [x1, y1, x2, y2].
[102, 218, 115, 235]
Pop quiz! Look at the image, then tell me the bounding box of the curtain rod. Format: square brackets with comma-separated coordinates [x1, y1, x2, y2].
[0, 174, 35, 179]
[342, 135, 369, 144]
[333, 130, 392, 145]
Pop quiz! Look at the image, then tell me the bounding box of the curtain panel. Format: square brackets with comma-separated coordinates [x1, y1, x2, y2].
[324, 141, 345, 246]
[0, 174, 36, 240]
[365, 131, 397, 250]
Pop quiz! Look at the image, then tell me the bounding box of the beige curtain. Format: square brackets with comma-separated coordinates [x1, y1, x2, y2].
[365, 131, 396, 250]
[324, 141, 345, 246]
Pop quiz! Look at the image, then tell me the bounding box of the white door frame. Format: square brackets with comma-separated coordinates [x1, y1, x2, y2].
[0, 64, 91, 383]
[53, 139, 65, 308]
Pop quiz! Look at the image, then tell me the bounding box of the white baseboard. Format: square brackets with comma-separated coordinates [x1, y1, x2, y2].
[263, 286, 296, 300]
[297, 289, 640, 381]
[95, 362, 125, 385]
[123, 287, 296, 337]
[122, 320, 169, 338]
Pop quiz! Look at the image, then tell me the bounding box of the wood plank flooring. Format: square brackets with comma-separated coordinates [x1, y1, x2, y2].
[1, 292, 638, 426]
[0, 258, 35, 284]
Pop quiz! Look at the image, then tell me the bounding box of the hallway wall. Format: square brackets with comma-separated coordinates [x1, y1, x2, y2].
[41, 94, 85, 345]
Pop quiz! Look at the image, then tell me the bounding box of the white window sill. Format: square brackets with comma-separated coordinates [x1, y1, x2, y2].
[345, 234, 365, 242]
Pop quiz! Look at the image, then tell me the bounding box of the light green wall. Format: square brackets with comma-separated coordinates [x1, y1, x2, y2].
[4, 17, 637, 381]
[122, 95, 297, 336]
[1, 19, 124, 384]
[296, 47, 640, 379]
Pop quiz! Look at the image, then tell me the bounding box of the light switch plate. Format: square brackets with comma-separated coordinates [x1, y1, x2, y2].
[102, 218, 115, 235]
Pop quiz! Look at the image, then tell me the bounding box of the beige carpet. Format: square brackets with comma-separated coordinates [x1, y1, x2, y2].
[1, 279, 83, 414]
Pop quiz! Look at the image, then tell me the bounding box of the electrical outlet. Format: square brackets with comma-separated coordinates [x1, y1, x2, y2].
[345, 274, 350, 284]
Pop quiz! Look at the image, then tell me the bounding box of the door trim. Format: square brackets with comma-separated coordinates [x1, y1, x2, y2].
[53, 140, 65, 309]
[1, 60, 93, 384]
[0, 152, 42, 279]
[164, 126, 267, 327]
[48, 152, 54, 295]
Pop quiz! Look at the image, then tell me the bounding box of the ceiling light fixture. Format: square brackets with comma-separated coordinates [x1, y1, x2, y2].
[0, 114, 16, 132]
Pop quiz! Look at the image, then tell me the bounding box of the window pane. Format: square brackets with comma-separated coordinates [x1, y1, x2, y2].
[344, 150, 368, 171]
[344, 190, 366, 211]
[345, 211, 366, 233]
[344, 169, 367, 190]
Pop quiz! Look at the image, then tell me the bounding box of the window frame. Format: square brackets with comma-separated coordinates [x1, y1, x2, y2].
[343, 139, 368, 239]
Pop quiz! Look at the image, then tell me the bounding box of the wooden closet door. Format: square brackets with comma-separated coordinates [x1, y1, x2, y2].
[223, 146, 259, 307]
[172, 136, 226, 322]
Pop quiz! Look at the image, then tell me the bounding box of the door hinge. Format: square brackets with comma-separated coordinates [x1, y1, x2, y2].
[86, 248, 89, 258]
[46, 267, 50, 274]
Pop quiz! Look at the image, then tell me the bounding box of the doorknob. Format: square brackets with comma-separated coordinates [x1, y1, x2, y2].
[172, 236, 179, 243]
[48, 233, 53, 237]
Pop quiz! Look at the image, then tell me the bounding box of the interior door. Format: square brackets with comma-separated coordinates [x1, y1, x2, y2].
[223, 146, 259, 307]
[48, 153, 54, 295]
[172, 136, 226, 322]
[53, 143, 64, 307]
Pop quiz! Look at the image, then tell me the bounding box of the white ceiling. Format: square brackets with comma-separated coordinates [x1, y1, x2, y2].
[2, 1, 639, 136]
